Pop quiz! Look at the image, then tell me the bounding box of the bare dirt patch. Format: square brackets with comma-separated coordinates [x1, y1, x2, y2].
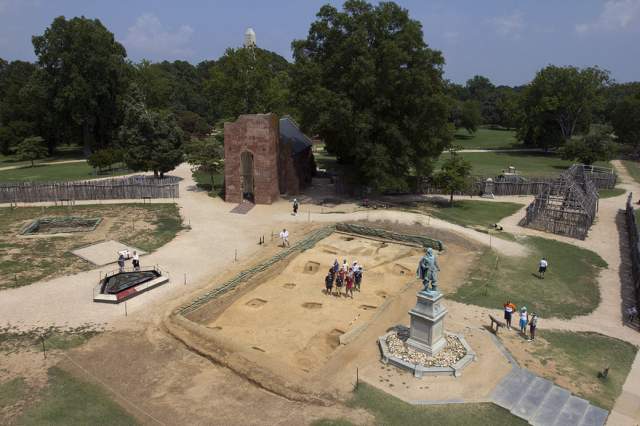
[167, 224, 483, 403]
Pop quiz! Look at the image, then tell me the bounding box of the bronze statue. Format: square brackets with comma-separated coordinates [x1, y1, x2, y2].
[416, 247, 440, 294]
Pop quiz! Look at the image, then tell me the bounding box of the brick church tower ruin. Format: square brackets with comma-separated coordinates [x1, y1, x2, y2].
[224, 114, 314, 204]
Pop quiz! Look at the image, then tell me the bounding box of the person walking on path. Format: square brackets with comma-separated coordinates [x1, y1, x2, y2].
[132, 251, 140, 271]
[279, 228, 290, 247]
[538, 257, 548, 279]
[504, 301, 516, 329]
[325, 269, 334, 296]
[117, 253, 126, 273]
[529, 313, 538, 341]
[519, 307, 528, 336]
[341, 259, 349, 274]
[292, 198, 299, 216]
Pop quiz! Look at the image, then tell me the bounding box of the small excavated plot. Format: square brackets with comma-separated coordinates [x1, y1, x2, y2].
[202, 233, 425, 375]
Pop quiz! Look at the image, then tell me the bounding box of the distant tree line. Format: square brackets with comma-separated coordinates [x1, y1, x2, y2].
[1, 1, 639, 187]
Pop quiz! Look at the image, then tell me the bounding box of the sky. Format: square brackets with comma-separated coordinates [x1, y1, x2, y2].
[0, 0, 639, 86]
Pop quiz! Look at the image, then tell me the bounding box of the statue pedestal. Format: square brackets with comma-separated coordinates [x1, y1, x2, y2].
[406, 291, 447, 356]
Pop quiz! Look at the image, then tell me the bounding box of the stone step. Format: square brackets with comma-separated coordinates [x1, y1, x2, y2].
[553, 396, 589, 426]
[510, 376, 553, 421]
[531, 386, 571, 426]
[578, 405, 608, 426]
[491, 368, 537, 410]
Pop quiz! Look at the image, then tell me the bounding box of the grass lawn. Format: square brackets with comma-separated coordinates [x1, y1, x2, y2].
[0, 203, 184, 289]
[0, 377, 28, 409]
[402, 199, 523, 229]
[312, 383, 527, 426]
[0, 161, 132, 182]
[598, 187, 626, 199]
[454, 127, 522, 150]
[0, 145, 84, 168]
[435, 151, 611, 178]
[18, 367, 137, 426]
[621, 160, 640, 185]
[530, 331, 637, 410]
[192, 169, 224, 197]
[0, 324, 103, 354]
[635, 209, 640, 234]
[450, 235, 607, 319]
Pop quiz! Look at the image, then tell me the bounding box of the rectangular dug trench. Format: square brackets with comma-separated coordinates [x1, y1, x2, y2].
[185, 233, 423, 376]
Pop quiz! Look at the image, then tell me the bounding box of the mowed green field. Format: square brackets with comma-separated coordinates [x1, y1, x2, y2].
[450, 235, 607, 319]
[454, 127, 522, 150]
[622, 160, 640, 185]
[435, 151, 611, 177]
[405, 199, 524, 229]
[0, 161, 130, 182]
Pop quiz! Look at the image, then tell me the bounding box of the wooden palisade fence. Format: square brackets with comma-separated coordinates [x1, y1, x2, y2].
[519, 165, 605, 240]
[625, 193, 640, 309]
[0, 175, 180, 204]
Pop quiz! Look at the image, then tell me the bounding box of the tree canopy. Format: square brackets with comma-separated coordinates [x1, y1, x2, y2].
[118, 88, 185, 178]
[204, 47, 291, 121]
[32, 16, 130, 155]
[517, 65, 610, 149]
[15, 136, 48, 167]
[291, 0, 451, 191]
[433, 148, 472, 205]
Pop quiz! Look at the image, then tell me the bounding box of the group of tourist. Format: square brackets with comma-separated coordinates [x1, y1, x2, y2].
[504, 300, 539, 341]
[324, 258, 364, 298]
[117, 250, 140, 272]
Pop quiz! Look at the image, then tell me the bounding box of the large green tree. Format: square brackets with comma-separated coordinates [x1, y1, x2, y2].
[517, 65, 610, 149]
[32, 16, 130, 155]
[118, 88, 185, 178]
[185, 135, 224, 190]
[561, 125, 617, 165]
[291, 0, 451, 191]
[204, 47, 291, 121]
[452, 100, 482, 134]
[433, 148, 472, 206]
[15, 136, 48, 167]
[0, 60, 42, 154]
[610, 88, 640, 156]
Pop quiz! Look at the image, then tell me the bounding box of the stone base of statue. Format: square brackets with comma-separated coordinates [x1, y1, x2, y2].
[406, 290, 447, 356]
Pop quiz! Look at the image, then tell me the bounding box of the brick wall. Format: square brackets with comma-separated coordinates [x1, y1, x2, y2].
[224, 114, 280, 204]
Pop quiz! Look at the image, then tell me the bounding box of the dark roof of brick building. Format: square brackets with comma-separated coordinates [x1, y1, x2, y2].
[279, 116, 312, 155]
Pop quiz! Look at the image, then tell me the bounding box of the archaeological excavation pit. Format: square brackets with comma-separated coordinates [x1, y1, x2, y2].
[176, 232, 428, 380]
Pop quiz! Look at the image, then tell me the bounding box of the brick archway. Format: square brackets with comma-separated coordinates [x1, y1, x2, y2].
[240, 150, 254, 202]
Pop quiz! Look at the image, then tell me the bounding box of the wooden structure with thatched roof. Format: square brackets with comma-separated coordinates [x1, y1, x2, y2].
[520, 164, 614, 240]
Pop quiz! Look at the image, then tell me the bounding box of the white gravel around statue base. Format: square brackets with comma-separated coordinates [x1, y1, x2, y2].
[386, 333, 466, 367]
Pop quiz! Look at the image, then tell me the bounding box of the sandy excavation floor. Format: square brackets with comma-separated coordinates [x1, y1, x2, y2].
[203, 233, 424, 376]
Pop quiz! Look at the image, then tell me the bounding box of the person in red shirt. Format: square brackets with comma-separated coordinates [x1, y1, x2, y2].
[345, 268, 355, 298]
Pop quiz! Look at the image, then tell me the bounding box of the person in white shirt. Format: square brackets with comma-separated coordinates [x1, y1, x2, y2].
[279, 229, 290, 247]
[132, 251, 140, 271]
[538, 257, 548, 279]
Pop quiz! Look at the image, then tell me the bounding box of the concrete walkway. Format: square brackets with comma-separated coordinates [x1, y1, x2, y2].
[492, 367, 608, 426]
